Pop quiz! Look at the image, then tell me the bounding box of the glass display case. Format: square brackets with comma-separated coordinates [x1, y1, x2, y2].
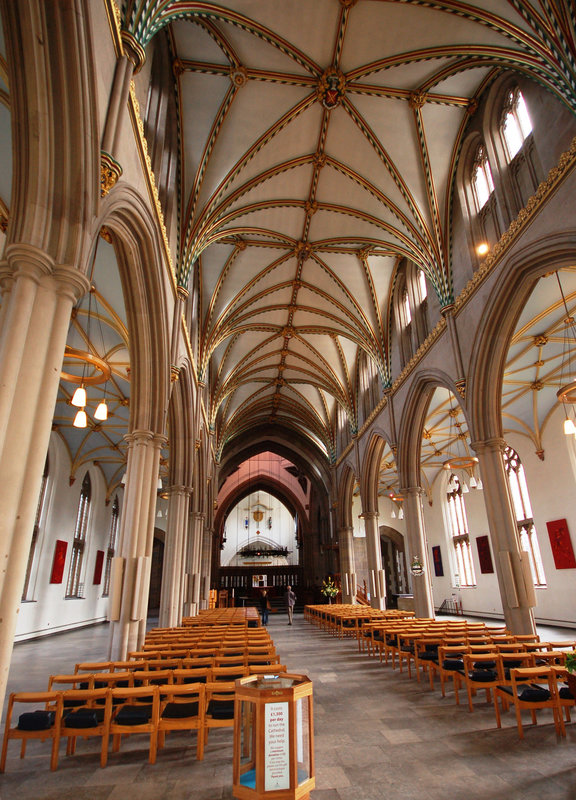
[233, 673, 315, 800]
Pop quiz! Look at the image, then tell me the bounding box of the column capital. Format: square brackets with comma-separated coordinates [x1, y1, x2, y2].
[336, 525, 354, 534]
[400, 486, 425, 498]
[124, 429, 168, 448]
[192, 511, 206, 521]
[471, 437, 507, 456]
[53, 265, 91, 304]
[360, 510, 379, 520]
[167, 484, 192, 498]
[4, 243, 54, 284]
[124, 429, 155, 446]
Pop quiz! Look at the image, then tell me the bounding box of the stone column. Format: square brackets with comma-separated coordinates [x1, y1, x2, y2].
[362, 511, 386, 609]
[472, 438, 536, 635]
[108, 430, 166, 659]
[0, 248, 89, 718]
[158, 485, 191, 627]
[184, 511, 205, 617]
[199, 525, 214, 610]
[402, 487, 434, 619]
[338, 526, 357, 603]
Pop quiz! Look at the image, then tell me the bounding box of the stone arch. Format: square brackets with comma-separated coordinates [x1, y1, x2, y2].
[166, 363, 195, 488]
[468, 232, 576, 443]
[397, 368, 469, 489]
[361, 432, 392, 511]
[336, 462, 357, 530]
[97, 186, 172, 436]
[2, 0, 99, 267]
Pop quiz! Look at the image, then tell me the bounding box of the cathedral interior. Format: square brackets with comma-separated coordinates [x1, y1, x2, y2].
[0, 1, 576, 796]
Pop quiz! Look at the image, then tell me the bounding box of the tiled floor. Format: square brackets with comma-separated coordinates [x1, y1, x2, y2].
[2, 613, 576, 799]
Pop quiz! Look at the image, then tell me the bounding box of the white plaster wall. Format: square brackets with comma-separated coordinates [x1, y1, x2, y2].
[507, 408, 576, 626]
[15, 434, 120, 641]
[220, 491, 299, 566]
[423, 405, 576, 627]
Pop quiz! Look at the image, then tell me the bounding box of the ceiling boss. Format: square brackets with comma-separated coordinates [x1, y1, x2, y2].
[317, 67, 346, 110]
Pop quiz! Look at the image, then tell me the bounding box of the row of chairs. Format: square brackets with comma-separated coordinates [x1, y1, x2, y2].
[308, 614, 576, 739]
[1, 678, 232, 771]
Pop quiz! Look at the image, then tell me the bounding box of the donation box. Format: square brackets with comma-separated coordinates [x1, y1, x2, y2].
[233, 673, 315, 800]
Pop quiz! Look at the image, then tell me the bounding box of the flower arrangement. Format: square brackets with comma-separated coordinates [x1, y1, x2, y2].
[321, 577, 339, 598]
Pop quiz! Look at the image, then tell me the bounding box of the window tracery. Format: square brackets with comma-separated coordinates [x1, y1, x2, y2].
[66, 472, 91, 598]
[446, 474, 476, 587]
[504, 445, 546, 586]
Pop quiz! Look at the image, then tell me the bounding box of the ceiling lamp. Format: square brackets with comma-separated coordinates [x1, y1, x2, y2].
[61, 284, 111, 428]
[73, 408, 88, 428]
[71, 385, 87, 407]
[443, 397, 482, 490]
[555, 271, 576, 437]
[94, 399, 108, 421]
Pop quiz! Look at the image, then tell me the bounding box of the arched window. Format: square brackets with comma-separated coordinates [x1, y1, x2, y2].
[66, 472, 91, 598]
[393, 262, 429, 370]
[102, 495, 119, 596]
[502, 88, 532, 161]
[22, 455, 49, 600]
[446, 474, 476, 587]
[504, 445, 546, 586]
[471, 144, 495, 210]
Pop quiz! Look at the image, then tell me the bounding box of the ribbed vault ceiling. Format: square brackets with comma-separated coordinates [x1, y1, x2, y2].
[140, 0, 576, 462]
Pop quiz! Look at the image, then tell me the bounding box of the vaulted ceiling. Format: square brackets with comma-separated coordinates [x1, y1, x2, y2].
[4, 2, 576, 499]
[145, 0, 575, 466]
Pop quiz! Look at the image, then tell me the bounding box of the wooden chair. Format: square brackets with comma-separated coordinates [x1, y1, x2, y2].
[58, 688, 113, 767]
[109, 685, 160, 763]
[211, 665, 249, 682]
[462, 652, 502, 712]
[248, 664, 288, 675]
[204, 680, 236, 747]
[74, 661, 113, 674]
[494, 665, 564, 738]
[174, 667, 212, 685]
[1, 691, 63, 772]
[157, 682, 205, 760]
[436, 644, 468, 704]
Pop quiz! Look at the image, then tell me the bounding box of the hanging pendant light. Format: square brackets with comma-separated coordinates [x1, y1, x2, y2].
[94, 399, 108, 421]
[398, 507, 404, 520]
[71, 385, 87, 407]
[391, 508, 396, 519]
[73, 408, 88, 428]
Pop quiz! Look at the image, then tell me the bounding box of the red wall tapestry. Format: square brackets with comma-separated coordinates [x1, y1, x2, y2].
[546, 519, 576, 569]
[50, 540, 68, 584]
[93, 550, 105, 585]
[476, 535, 494, 574]
[432, 545, 443, 577]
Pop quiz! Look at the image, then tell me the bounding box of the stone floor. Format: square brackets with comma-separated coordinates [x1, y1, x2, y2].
[2, 613, 576, 799]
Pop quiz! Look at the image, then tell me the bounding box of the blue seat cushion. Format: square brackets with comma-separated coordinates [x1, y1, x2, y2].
[419, 650, 438, 662]
[207, 699, 234, 719]
[162, 701, 199, 719]
[114, 704, 153, 725]
[18, 710, 56, 731]
[442, 659, 464, 671]
[63, 709, 100, 728]
[469, 669, 497, 682]
[518, 685, 550, 702]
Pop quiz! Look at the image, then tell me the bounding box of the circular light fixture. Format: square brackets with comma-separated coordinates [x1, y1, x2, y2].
[443, 456, 479, 470]
[60, 345, 111, 385]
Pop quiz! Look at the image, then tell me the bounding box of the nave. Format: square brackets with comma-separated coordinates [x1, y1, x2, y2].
[2, 613, 576, 800]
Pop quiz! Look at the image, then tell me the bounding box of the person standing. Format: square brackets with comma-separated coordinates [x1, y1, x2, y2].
[285, 585, 296, 625]
[260, 589, 270, 625]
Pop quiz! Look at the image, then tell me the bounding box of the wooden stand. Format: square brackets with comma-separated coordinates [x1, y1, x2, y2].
[233, 673, 315, 800]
